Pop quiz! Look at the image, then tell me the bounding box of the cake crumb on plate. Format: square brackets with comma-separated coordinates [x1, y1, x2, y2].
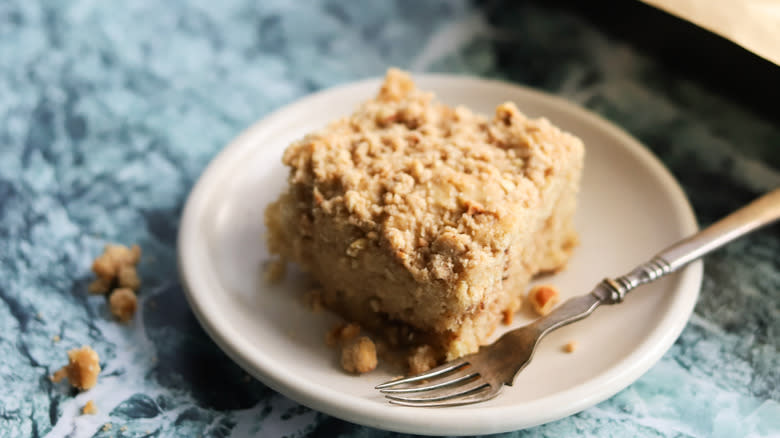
[341, 336, 378, 374]
[528, 284, 561, 316]
[325, 322, 361, 346]
[564, 340, 578, 353]
[407, 344, 438, 375]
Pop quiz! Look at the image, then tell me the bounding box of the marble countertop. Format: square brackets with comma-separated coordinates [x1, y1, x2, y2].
[1, 0, 778, 436]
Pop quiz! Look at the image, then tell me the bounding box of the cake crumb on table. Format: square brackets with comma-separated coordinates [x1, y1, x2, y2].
[340, 336, 378, 374]
[102, 423, 112, 432]
[92, 244, 141, 281]
[88, 242, 143, 326]
[109, 288, 138, 322]
[88, 277, 113, 295]
[564, 341, 578, 353]
[50, 346, 101, 390]
[325, 322, 361, 346]
[52, 335, 60, 343]
[117, 265, 141, 290]
[81, 400, 97, 415]
[528, 285, 561, 316]
[407, 344, 438, 375]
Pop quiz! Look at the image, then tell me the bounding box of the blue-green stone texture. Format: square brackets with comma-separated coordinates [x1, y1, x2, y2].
[0, 0, 777, 437]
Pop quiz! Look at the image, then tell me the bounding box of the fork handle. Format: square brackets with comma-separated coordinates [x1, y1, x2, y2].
[596, 188, 780, 304]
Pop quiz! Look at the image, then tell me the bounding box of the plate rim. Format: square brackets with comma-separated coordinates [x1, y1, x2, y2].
[177, 73, 703, 435]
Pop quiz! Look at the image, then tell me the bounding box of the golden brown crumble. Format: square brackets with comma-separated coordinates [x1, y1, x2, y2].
[528, 284, 560, 316]
[325, 322, 361, 347]
[117, 265, 141, 290]
[88, 277, 113, 295]
[340, 336, 378, 374]
[109, 288, 138, 323]
[564, 340, 578, 353]
[81, 400, 98, 415]
[91, 244, 141, 282]
[89, 243, 143, 322]
[50, 346, 101, 390]
[407, 344, 439, 375]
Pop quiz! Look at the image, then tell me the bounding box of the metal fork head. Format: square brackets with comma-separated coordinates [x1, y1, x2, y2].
[375, 358, 502, 407]
[375, 325, 542, 407]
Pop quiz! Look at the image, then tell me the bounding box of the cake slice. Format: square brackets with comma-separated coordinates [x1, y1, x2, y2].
[265, 69, 584, 363]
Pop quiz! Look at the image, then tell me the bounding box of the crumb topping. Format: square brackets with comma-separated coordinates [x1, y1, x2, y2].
[277, 68, 583, 285]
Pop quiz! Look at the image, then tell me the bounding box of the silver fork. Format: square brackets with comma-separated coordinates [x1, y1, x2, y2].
[376, 188, 780, 407]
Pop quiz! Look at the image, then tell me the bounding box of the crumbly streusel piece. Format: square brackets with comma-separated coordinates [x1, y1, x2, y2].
[51, 346, 101, 390]
[341, 336, 378, 374]
[109, 288, 138, 322]
[528, 284, 561, 316]
[82, 400, 98, 415]
[266, 68, 584, 362]
[325, 322, 362, 346]
[407, 344, 439, 375]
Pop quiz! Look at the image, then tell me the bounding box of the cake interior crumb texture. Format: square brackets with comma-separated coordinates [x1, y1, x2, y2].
[265, 68, 584, 361]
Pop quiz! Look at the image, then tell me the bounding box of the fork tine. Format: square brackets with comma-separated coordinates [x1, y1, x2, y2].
[379, 368, 478, 394]
[374, 359, 468, 389]
[388, 385, 501, 408]
[384, 380, 491, 404]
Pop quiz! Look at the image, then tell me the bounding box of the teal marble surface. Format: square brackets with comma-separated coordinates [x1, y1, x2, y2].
[0, 0, 778, 437]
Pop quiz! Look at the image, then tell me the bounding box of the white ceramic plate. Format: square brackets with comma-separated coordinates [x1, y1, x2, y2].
[178, 74, 702, 435]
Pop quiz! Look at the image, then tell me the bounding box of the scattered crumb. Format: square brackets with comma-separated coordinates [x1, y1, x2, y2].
[325, 322, 361, 346]
[117, 265, 141, 291]
[341, 336, 378, 374]
[81, 400, 97, 415]
[89, 243, 142, 299]
[92, 244, 141, 280]
[564, 341, 578, 353]
[109, 288, 138, 322]
[88, 277, 113, 295]
[264, 258, 287, 283]
[303, 288, 323, 312]
[120, 425, 128, 432]
[528, 284, 561, 316]
[502, 309, 514, 325]
[407, 344, 438, 375]
[50, 346, 101, 390]
[52, 335, 61, 343]
[102, 422, 112, 432]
